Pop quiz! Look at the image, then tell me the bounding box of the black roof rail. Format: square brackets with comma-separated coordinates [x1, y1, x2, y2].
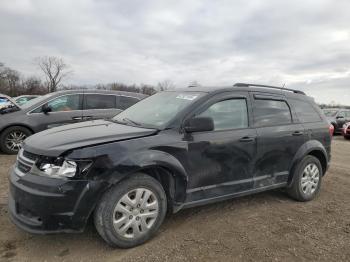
[233, 83, 306, 95]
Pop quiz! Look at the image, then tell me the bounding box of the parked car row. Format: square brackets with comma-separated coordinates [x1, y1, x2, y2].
[0, 90, 147, 154]
[322, 108, 350, 140]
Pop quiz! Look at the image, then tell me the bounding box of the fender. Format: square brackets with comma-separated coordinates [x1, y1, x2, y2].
[287, 139, 329, 187]
[86, 149, 188, 203]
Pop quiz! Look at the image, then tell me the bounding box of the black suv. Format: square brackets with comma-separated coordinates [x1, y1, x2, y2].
[9, 83, 331, 248]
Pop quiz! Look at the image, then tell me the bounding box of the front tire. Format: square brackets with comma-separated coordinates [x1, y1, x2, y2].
[94, 173, 167, 248]
[287, 155, 322, 201]
[0, 126, 32, 154]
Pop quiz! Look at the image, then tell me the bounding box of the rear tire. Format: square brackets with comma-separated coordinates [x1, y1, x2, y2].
[287, 155, 322, 201]
[0, 126, 32, 154]
[94, 173, 167, 248]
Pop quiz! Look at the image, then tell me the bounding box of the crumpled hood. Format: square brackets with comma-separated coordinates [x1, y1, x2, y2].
[23, 119, 157, 156]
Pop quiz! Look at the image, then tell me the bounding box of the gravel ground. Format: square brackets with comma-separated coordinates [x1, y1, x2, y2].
[0, 136, 349, 262]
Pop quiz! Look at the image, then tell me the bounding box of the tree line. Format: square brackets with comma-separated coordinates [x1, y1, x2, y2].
[0, 56, 176, 97]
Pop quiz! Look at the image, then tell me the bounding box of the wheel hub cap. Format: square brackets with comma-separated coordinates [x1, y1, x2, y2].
[113, 188, 159, 239]
[301, 163, 320, 195]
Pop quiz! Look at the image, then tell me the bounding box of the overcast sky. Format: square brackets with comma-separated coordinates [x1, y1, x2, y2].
[1, 0, 350, 104]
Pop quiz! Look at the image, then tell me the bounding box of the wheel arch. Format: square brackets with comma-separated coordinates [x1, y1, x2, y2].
[97, 149, 189, 213]
[287, 140, 329, 187]
[0, 124, 34, 135]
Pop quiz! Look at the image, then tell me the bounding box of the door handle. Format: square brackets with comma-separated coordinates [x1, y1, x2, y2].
[292, 131, 303, 136]
[72, 116, 83, 120]
[239, 136, 256, 142]
[84, 116, 93, 120]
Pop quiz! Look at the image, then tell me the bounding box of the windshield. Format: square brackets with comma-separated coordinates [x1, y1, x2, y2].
[323, 109, 338, 117]
[113, 91, 204, 128]
[20, 93, 51, 109]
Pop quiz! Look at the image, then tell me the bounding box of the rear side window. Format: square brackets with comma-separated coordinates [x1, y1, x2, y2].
[199, 98, 248, 130]
[118, 96, 140, 110]
[290, 99, 322, 123]
[253, 99, 292, 127]
[84, 94, 116, 110]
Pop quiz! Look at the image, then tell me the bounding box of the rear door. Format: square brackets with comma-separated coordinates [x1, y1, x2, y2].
[251, 93, 306, 188]
[82, 93, 121, 121]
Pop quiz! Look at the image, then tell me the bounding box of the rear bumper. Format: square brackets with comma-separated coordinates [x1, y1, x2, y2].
[8, 166, 105, 234]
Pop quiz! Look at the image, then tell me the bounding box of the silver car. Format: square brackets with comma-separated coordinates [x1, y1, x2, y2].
[0, 89, 147, 154]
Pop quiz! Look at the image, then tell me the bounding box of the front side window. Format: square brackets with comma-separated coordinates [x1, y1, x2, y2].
[84, 94, 116, 110]
[32, 94, 81, 113]
[199, 99, 248, 131]
[48, 95, 81, 112]
[253, 99, 292, 127]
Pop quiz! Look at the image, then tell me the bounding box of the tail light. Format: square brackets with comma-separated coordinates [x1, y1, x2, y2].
[329, 124, 334, 136]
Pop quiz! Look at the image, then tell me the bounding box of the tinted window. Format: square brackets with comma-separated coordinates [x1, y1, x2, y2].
[84, 94, 116, 110]
[199, 99, 248, 131]
[290, 99, 322, 123]
[253, 99, 291, 127]
[338, 111, 346, 118]
[32, 94, 81, 113]
[118, 96, 139, 110]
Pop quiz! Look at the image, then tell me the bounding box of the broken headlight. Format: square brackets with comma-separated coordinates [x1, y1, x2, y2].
[33, 158, 92, 179]
[39, 160, 78, 178]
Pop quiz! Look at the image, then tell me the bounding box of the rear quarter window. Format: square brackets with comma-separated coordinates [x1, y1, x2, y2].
[290, 99, 322, 123]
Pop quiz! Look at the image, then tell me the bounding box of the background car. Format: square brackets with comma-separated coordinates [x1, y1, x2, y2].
[342, 122, 350, 139]
[14, 95, 41, 106]
[0, 94, 18, 110]
[323, 108, 350, 134]
[0, 89, 147, 154]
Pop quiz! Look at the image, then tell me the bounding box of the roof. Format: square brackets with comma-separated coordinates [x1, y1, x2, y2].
[177, 83, 307, 98]
[51, 89, 148, 98]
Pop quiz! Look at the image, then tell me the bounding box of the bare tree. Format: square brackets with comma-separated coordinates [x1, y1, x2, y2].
[36, 56, 72, 92]
[157, 80, 175, 91]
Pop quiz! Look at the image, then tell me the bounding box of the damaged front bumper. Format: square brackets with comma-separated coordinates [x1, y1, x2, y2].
[8, 166, 104, 234]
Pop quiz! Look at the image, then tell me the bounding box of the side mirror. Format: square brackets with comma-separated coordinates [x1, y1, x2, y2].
[42, 104, 52, 114]
[184, 117, 214, 133]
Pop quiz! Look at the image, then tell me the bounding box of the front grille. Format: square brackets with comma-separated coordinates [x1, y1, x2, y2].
[23, 150, 38, 161]
[15, 149, 36, 176]
[16, 161, 31, 173]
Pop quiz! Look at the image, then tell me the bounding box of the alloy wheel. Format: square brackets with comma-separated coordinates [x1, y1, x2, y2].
[5, 131, 27, 152]
[301, 163, 320, 196]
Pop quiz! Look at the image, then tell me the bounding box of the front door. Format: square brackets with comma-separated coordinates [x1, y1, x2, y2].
[28, 94, 83, 132]
[185, 92, 257, 203]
